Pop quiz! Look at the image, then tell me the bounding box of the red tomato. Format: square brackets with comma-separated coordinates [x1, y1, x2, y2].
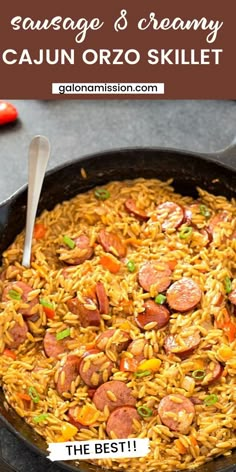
[0, 101, 18, 126]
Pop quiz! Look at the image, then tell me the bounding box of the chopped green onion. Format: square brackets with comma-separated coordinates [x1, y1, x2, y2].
[137, 405, 153, 418]
[28, 386, 40, 404]
[40, 298, 54, 310]
[224, 276, 232, 294]
[192, 369, 206, 380]
[63, 235, 75, 249]
[33, 413, 49, 423]
[155, 294, 167, 305]
[179, 226, 193, 239]
[8, 289, 22, 301]
[204, 394, 218, 406]
[94, 188, 110, 200]
[199, 205, 211, 218]
[56, 328, 70, 341]
[134, 370, 152, 378]
[126, 260, 136, 273]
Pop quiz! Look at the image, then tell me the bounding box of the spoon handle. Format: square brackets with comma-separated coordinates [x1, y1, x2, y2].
[22, 135, 50, 268]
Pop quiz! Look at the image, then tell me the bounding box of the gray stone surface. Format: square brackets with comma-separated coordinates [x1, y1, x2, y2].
[0, 99, 236, 472]
[0, 100, 236, 202]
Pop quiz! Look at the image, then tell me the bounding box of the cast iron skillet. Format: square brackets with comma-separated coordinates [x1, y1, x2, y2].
[0, 143, 236, 472]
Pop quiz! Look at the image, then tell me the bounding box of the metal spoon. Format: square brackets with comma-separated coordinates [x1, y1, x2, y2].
[22, 135, 50, 267]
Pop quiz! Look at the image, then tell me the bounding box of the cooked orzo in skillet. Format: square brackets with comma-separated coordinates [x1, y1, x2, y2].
[0, 178, 236, 471]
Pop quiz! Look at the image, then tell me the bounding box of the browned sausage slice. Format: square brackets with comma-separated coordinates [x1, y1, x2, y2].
[72, 235, 94, 265]
[208, 211, 230, 231]
[124, 199, 149, 221]
[56, 355, 81, 395]
[199, 228, 213, 246]
[98, 229, 126, 258]
[95, 282, 109, 314]
[164, 331, 201, 359]
[67, 297, 101, 327]
[183, 202, 205, 224]
[138, 262, 172, 293]
[43, 331, 66, 358]
[2, 281, 39, 317]
[158, 394, 195, 433]
[106, 406, 140, 438]
[166, 278, 202, 312]
[194, 360, 223, 386]
[58, 234, 93, 265]
[127, 338, 147, 362]
[79, 350, 115, 387]
[190, 397, 203, 405]
[93, 380, 136, 412]
[96, 329, 130, 353]
[6, 321, 28, 349]
[136, 300, 170, 330]
[208, 211, 231, 243]
[155, 202, 184, 231]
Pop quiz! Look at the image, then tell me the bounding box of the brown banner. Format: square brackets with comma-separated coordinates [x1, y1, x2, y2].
[0, 0, 235, 98]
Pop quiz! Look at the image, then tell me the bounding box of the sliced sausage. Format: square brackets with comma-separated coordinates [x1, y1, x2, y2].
[2, 281, 39, 317]
[229, 288, 236, 305]
[138, 262, 172, 293]
[6, 321, 28, 349]
[68, 407, 89, 430]
[67, 297, 101, 327]
[106, 406, 140, 439]
[96, 329, 130, 354]
[95, 282, 109, 314]
[79, 350, 115, 387]
[155, 202, 184, 231]
[208, 211, 231, 243]
[124, 199, 149, 221]
[87, 388, 97, 399]
[183, 202, 206, 224]
[127, 338, 147, 363]
[183, 204, 202, 224]
[61, 234, 93, 265]
[208, 211, 230, 231]
[43, 331, 67, 358]
[136, 300, 170, 330]
[191, 228, 212, 247]
[98, 229, 126, 258]
[164, 331, 201, 359]
[93, 380, 136, 412]
[158, 394, 195, 433]
[56, 355, 81, 395]
[194, 360, 223, 386]
[166, 278, 202, 312]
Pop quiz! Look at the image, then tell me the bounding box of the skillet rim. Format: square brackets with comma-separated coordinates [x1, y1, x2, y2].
[0, 144, 235, 209]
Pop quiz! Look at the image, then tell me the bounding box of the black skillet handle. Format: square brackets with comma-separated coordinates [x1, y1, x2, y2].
[204, 136, 236, 167]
